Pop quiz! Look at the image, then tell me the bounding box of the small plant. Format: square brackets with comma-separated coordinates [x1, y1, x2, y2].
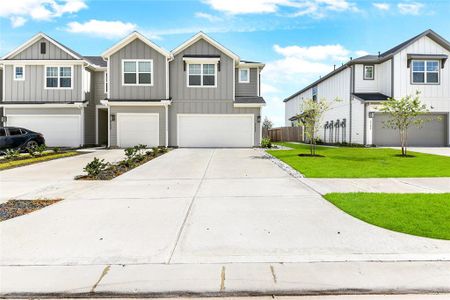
[261, 138, 272, 148]
[4, 149, 20, 160]
[34, 144, 47, 156]
[158, 146, 168, 154]
[152, 147, 159, 156]
[53, 147, 61, 153]
[83, 157, 109, 178]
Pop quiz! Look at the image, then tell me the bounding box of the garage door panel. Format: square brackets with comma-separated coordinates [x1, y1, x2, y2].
[117, 113, 159, 148]
[178, 114, 254, 148]
[7, 115, 81, 147]
[373, 113, 447, 147]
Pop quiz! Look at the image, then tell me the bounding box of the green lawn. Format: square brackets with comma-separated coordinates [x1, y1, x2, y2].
[324, 193, 450, 240]
[267, 143, 450, 178]
[0, 152, 79, 170]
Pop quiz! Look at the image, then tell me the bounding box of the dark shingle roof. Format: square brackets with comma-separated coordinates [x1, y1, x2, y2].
[84, 56, 107, 67]
[235, 96, 265, 104]
[353, 93, 390, 101]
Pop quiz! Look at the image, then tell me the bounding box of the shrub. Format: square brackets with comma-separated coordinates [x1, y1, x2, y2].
[53, 147, 61, 153]
[5, 149, 20, 160]
[158, 146, 168, 154]
[152, 147, 159, 156]
[261, 138, 272, 148]
[83, 157, 109, 178]
[26, 144, 46, 157]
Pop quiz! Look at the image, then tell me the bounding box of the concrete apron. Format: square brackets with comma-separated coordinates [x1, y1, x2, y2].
[2, 261, 450, 297]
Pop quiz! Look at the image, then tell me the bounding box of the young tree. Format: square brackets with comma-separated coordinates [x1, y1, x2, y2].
[296, 98, 331, 156]
[380, 91, 437, 157]
[262, 116, 273, 130]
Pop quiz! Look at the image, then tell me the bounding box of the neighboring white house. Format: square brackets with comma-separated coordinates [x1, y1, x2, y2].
[284, 29, 450, 147]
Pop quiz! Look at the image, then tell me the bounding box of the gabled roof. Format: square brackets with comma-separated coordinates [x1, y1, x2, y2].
[1, 32, 83, 60]
[171, 32, 240, 62]
[284, 29, 450, 103]
[101, 31, 171, 59]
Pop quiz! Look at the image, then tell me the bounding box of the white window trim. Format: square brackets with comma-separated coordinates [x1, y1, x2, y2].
[363, 65, 374, 80]
[411, 60, 440, 85]
[13, 65, 25, 81]
[186, 62, 217, 88]
[104, 71, 108, 94]
[238, 68, 250, 83]
[121, 59, 153, 86]
[44, 66, 73, 90]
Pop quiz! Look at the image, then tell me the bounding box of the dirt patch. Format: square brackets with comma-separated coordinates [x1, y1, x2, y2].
[298, 154, 325, 157]
[0, 199, 62, 222]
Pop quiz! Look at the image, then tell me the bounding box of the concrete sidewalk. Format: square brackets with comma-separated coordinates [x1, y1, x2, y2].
[2, 261, 450, 297]
[301, 177, 450, 194]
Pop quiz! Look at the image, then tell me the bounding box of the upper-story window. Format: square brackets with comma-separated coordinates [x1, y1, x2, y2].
[40, 42, 46, 54]
[412, 60, 439, 84]
[104, 72, 108, 93]
[239, 68, 250, 83]
[45, 66, 72, 89]
[14, 66, 25, 81]
[312, 86, 318, 101]
[122, 60, 153, 86]
[187, 63, 216, 87]
[363, 65, 374, 80]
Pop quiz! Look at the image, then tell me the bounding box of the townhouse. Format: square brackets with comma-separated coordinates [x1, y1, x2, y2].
[0, 32, 265, 148]
[284, 29, 450, 147]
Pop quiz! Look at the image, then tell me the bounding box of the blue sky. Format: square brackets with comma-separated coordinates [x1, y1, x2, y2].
[1, 0, 449, 125]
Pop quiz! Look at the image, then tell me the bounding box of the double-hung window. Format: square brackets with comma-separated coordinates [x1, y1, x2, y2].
[412, 60, 439, 84]
[45, 66, 72, 89]
[14, 66, 25, 81]
[239, 68, 250, 83]
[122, 60, 153, 85]
[363, 65, 374, 80]
[187, 63, 216, 87]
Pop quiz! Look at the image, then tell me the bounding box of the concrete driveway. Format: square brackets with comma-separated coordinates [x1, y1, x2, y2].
[1, 148, 450, 267]
[390, 147, 450, 157]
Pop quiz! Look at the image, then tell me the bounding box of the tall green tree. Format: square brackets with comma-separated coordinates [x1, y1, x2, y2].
[380, 91, 437, 157]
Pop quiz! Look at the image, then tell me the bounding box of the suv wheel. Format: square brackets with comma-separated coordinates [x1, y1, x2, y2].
[26, 140, 38, 149]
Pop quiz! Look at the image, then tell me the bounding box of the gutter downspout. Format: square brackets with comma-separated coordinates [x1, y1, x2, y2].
[349, 64, 354, 144]
[165, 103, 169, 147]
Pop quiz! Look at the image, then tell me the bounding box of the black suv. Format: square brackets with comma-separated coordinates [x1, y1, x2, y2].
[0, 127, 46, 150]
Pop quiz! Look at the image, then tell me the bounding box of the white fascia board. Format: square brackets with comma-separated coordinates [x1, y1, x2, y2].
[238, 63, 265, 69]
[182, 57, 220, 63]
[0, 103, 87, 108]
[1, 60, 85, 65]
[103, 100, 172, 107]
[233, 103, 265, 108]
[172, 32, 240, 62]
[101, 32, 171, 59]
[2, 33, 82, 60]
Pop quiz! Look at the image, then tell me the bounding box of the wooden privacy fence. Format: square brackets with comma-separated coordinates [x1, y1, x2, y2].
[267, 127, 303, 142]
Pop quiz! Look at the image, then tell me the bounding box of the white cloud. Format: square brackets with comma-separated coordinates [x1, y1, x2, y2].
[261, 83, 280, 94]
[355, 50, 369, 57]
[66, 19, 137, 39]
[10, 16, 27, 28]
[203, 0, 358, 17]
[195, 12, 222, 22]
[273, 44, 351, 62]
[0, 0, 87, 27]
[398, 2, 424, 15]
[373, 2, 390, 11]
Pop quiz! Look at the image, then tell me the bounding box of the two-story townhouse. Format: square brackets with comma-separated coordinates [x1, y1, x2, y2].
[284, 29, 450, 147]
[0, 33, 107, 147]
[0, 31, 265, 148]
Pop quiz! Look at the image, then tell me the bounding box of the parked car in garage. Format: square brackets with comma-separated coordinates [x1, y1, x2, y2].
[0, 127, 46, 151]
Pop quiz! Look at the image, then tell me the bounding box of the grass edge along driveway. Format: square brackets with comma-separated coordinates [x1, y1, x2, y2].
[0, 152, 79, 171]
[267, 143, 450, 178]
[324, 193, 450, 240]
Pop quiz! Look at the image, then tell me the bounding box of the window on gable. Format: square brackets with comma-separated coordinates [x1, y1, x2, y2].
[412, 60, 439, 84]
[122, 60, 153, 85]
[187, 63, 216, 87]
[40, 42, 46, 54]
[312, 86, 318, 101]
[239, 68, 249, 83]
[14, 66, 24, 80]
[45, 66, 72, 89]
[363, 65, 374, 80]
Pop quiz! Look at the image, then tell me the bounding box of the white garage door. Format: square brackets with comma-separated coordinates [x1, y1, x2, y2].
[7, 114, 81, 147]
[117, 113, 159, 148]
[178, 114, 254, 147]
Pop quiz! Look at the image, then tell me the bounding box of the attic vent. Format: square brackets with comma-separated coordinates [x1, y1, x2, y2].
[40, 42, 46, 54]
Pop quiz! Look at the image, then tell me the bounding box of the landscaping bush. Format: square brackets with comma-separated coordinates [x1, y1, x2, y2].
[26, 144, 47, 157]
[4, 149, 20, 160]
[152, 147, 159, 156]
[261, 138, 272, 148]
[83, 157, 109, 178]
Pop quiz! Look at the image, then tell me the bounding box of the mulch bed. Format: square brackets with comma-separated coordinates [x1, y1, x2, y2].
[0, 199, 62, 222]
